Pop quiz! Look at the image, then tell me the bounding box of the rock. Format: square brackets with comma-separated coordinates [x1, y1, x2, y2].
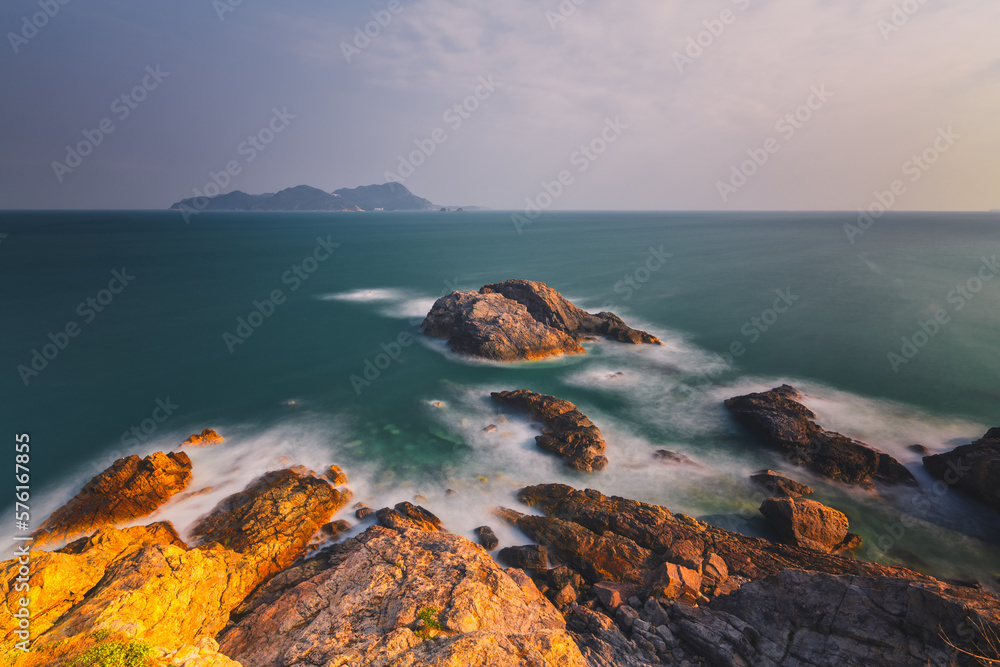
[376, 502, 443, 532]
[32, 451, 193, 548]
[181, 428, 225, 447]
[413, 494, 428, 503]
[750, 469, 814, 498]
[190, 468, 352, 576]
[566, 604, 659, 667]
[483, 424, 498, 433]
[479, 280, 661, 345]
[650, 563, 702, 604]
[491, 390, 608, 472]
[421, 279, 660, 362]
[219, 527, 587, 667]
[652, 449, 699, 466]
[324, 464, 348, 486]
[474, 525, 499, 550]
[725, 385, 917, 487]
[356, 506, 375, 520]
[321, 519, 352, 539]
[593, 582, 641, 610]
[669, 569, 1000, 667]
[0, 522, 184, 644]
[503, 484, 925, 594]
[4, 466, 354, 660]
[499, 544, 549, 570]
[759, 497, 859, 553]
[923, 428, 1000, 511]
[909, 444, 932, 455]
[702, 552, 729, 587]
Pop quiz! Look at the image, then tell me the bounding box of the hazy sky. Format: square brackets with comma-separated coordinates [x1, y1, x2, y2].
[1, 0, 997, 210]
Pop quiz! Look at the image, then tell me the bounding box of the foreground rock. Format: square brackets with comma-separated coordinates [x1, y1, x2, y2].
[725, 385, 916, 487]
[500, 484, 1000, 666]
[219, 525, 587, 667]
[671, 569, 1000, 666]
[924, 428, 1000, 511]
[422, 279, 660, 361]
[492, 390, 608, 472]
[759, 497, 861, 554]
[32, 451, 193, 548]
[191, 467, 352, 576]
[3, 465, 351, 663]
[182, 428, 225, 447]
[499, 484, 923, 603]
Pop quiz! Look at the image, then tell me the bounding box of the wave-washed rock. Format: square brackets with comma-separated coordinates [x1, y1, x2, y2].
[725, 385, 916, 487]
[32, 451, 193, 548]
[492, 389, 609, 472]
[924, 427, 1000, 512]
[422, 279, 660, 361]
[181, 428, 225, 447]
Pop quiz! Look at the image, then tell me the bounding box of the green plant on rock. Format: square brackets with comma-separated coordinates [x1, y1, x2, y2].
[416, 606, 443, 640]
[72, 641, 153, 667]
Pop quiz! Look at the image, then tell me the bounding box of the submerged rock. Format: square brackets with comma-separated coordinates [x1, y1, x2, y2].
[759, 496, 861, 554]
[32, 451, 193, 548]
[491, 389, 609, 472]
[219, 527, 588, 667]
[181, 428, 225, 447]
[421, 279, 660, 362]
[725, 385, 916, 487]
[923, 428, 1000, 511]
[652, 449, 699, 466]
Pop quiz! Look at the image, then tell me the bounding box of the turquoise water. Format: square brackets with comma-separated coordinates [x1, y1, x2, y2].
[2, 210, 999, 582]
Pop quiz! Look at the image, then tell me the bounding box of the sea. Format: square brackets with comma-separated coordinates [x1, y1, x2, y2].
[2, 210, 998, 585]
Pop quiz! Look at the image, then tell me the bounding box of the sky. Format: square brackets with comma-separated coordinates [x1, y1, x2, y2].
[0, 0, 997, 211]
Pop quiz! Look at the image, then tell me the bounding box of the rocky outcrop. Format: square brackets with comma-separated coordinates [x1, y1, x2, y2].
[669, 569, 1000, 666]
[32, 451, 193, 548]
[182, 428, 225, 447]
[190, 467, 352, 577]
[218, 526, 588, 667]
[499, 484, 923, 604]
[751, 469, 814, 497]
[422, 280, 660, 362]
[423, 290, 586, 361]
[725, 385, 916, 487]
[491, 390, 608, 472]
[924, 428, 1000, 511]
[759, 497, 861, 554]
[4, 465, 352, 664]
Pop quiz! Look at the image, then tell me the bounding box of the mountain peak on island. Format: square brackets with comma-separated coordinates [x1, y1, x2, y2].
[169, 182, 436, 212]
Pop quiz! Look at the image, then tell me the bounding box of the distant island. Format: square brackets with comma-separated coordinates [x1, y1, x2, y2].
[169, 182, 454, 213]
